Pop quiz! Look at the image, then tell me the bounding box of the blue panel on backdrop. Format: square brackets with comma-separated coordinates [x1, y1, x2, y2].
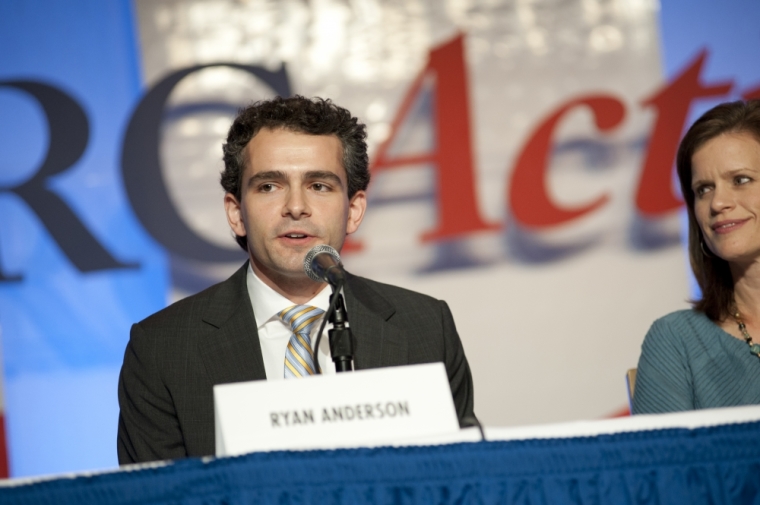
[659, 0, 760, 299]
[0, 1, 167, 476]
[659, 0, 760, 89]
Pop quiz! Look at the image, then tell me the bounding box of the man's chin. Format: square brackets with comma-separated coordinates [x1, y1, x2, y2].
[254, 261, 312, 281]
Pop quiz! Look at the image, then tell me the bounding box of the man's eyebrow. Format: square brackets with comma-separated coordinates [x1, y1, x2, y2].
[304, 170, 343, 186]
[246, 170, 287, 187]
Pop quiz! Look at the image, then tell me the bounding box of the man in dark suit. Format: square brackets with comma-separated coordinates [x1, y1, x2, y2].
[117, 96, 474, 464]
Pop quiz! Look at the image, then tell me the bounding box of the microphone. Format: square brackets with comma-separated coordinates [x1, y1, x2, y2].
[303, 244, 355, 373]
[303, 244, 346, 286]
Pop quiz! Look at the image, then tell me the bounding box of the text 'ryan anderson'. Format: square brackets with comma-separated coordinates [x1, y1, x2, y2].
[270, 401, 410, 428]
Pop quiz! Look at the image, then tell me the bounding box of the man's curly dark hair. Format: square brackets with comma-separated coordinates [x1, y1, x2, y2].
[221, 95, 370, 251]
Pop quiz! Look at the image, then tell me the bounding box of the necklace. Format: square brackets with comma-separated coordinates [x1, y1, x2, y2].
[732, 311, 760, 358]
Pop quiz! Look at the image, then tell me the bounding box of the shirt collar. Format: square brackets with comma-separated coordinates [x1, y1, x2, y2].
[246, 263, 331, 329]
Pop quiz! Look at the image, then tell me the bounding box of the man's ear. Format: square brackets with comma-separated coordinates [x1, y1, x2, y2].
[224, 192, 246, 238]
[346, 190, 367, 235]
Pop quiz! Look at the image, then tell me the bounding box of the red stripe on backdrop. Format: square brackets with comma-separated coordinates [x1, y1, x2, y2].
[607, 406, 631, 418]
[0, 414, 8, 478]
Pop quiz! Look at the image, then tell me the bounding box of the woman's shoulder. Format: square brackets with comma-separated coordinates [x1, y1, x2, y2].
[653, 308, 710, 326]
[646, 309, 718, 344]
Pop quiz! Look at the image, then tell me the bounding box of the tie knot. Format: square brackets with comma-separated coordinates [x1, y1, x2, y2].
[278, 305, 324, 335]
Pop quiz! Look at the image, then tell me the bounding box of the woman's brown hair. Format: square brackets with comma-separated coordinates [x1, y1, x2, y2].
[676, 100, 760, 321]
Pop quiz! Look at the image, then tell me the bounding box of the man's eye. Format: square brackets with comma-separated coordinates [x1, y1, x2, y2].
[259, 183, 276, 192]
[312, 183, 330, 191]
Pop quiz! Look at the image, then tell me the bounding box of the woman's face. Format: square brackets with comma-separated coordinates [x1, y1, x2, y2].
[692, 131, 760, 265]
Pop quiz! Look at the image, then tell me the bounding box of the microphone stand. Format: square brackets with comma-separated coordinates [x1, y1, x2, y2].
[328, 284, 354, 372]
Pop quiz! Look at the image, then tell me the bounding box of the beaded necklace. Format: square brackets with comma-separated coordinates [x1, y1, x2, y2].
[732, 311, 760, 358]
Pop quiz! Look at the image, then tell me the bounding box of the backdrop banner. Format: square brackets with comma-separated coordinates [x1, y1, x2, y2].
[129, 0, 688, 429]
[0, 0, 167, 477]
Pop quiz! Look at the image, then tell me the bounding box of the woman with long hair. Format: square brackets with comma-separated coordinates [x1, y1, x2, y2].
[633, 100, 760, 413]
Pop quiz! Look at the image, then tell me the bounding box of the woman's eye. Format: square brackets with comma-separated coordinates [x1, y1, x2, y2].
[735, 175, 751, 185]
[695, 185, 711, 197]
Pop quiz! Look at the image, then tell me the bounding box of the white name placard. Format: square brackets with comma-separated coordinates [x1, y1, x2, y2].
[214, 362, 459, 457]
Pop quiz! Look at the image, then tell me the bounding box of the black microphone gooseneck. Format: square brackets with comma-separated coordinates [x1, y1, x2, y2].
[327, 287, 354, 372]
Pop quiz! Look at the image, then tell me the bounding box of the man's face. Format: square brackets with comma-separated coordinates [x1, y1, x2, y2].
[225, 128, 366, 288]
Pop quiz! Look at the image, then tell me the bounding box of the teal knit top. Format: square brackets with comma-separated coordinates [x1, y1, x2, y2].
[632, 309, 760, 414]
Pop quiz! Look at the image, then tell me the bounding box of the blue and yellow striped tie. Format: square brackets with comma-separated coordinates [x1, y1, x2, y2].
[279, 305, 325, 378]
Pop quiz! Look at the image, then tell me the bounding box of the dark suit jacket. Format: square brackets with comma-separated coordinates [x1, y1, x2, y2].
[117, 263, 474, 464]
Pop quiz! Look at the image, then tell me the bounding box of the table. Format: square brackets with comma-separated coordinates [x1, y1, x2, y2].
[3, 406, 760, 505]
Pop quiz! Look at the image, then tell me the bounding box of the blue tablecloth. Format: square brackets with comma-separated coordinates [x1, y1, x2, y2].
[3, 420, 760, 505]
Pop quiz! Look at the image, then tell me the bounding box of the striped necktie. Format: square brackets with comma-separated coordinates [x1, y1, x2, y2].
[278, 305, 325, 378]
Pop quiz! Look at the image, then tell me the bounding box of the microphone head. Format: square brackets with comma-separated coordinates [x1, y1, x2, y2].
[303, 244, 342, 282]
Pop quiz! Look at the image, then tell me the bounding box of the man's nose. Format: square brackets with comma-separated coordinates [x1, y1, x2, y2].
[283, 187, 310, 218]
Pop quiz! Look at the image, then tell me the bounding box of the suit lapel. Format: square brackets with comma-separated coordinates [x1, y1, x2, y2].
[195, 267, 406, 381]
[344, 274, 408, 369]
[198, 263, 268, 385]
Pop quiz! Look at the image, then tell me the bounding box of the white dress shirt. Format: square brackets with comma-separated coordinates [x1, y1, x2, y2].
[246, 264, 336, 379]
